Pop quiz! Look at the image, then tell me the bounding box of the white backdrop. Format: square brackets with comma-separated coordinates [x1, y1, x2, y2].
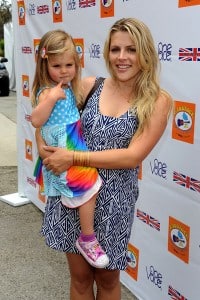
[12, 1, 200, 299]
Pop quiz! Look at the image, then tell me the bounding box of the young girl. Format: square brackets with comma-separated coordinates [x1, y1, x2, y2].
[31, 29, 109, 268]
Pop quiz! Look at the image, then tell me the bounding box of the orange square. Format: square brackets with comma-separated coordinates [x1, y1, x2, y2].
[172, 100, 195, 144]
[25, 139, 33, 161]
[22, 75, 30, 97]
[126, 243, 139, 281]
[100, 0, 114, 18]
[73, 38, 84, 68]
[179, 0, 200, 7]
[33, 39, 41, 62]
[138, 163, 142, 180]
[52, 0, 63, 23]
[168, 216, 190, 263]
[17, 1, 26, 25]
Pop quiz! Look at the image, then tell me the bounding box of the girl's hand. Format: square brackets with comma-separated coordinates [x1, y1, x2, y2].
[47, 81, 66, 103]
[43, 146, 74, 174]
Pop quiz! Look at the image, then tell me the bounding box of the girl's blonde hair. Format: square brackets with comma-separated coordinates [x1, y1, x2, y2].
[31, 29, 82, 108]
[104, 18, 171, 136]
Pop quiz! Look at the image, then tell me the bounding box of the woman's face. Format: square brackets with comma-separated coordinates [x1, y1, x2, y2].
[109, 31, 141, 83]
[47, 50, 76, 86]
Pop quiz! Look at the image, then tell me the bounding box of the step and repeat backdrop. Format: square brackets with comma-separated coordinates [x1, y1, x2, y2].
[12, 1, 200, 299]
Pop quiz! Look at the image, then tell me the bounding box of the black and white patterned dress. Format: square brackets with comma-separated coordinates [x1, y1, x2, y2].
[41, 78, 139, 270]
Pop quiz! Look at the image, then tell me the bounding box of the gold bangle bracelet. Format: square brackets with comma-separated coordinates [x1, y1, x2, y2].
[73, 151, 90, 167]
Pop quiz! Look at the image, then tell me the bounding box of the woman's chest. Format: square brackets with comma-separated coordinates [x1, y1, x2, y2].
[99, 91, 131, 119]
[82, 109, 138, 150]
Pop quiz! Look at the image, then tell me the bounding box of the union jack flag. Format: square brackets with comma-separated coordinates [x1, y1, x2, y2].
[79, 0, 96, 8]
[179, 47, 200, 61]
[37, 5, 49, 14]
[168, 285, 188, 300]
[136, 209, 160, 231]
[173, 171, 200, 193]
[22, 46, 32, 54]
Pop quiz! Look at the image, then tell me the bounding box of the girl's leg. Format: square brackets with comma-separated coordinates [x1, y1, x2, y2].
[95, 268, 121, 300]
[78, 194, 97, 235]
[76, 194, 109, 268]
[66, 253, 95, 300]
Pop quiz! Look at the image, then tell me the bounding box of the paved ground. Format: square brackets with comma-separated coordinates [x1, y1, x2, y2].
[0, 92, 138, 299]
[0, 91, 17, 166]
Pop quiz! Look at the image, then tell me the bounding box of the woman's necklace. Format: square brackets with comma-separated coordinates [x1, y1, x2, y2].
[114, 85, 134, 103]
[110, 78, 134, 102]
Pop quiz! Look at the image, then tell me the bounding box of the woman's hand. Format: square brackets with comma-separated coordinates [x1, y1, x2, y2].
[35, 128, 52, 159]
[43, 146, 74, 174]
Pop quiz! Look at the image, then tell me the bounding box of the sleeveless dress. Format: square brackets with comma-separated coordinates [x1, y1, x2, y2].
[41, 78, 139, 270]
[34, 86, 101, 208]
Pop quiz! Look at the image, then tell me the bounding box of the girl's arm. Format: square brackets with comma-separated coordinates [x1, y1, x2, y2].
[42, 92, 172, 174]
[31, 81, 65, 128]
[35, 128, 55, 159]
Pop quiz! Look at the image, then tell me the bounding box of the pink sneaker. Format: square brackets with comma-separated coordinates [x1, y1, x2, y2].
[76, 237, 109, 268]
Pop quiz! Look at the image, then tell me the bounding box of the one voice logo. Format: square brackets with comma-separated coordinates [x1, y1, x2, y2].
[150, 158, 167, 179]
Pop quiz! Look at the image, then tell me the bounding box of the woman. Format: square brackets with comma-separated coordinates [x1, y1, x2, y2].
[36, 18, 172, 300]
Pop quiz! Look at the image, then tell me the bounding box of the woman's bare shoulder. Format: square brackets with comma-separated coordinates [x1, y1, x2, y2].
[81, 76, 96, 99]
[157, 89, 173, 117]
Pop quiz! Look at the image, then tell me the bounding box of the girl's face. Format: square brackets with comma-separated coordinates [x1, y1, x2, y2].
[47, 50, 76, 86]
[109, 31, 141, 83]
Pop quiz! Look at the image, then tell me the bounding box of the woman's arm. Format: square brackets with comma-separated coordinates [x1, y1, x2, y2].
[31, 82, 65, 128]
[43, 92, 172, 174]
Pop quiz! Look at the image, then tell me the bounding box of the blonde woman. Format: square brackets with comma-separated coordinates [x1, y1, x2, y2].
[37, 19, 172, 299]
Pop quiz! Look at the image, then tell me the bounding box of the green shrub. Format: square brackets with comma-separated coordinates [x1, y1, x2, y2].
[0, 39, 4, 57]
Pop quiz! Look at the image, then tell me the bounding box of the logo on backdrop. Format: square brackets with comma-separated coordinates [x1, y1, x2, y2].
[100, 0, 114, 18]
[17, 0, 26, 25]
[150, 158, 167, 179]
[146, 265, 162, 290]
[173, 171, 200, 193]
[138, 163, 142, 180]
[28, 3, 36, 15]
[168, 216, 190, 263]
[37, 5, 50, 14]
[179, 47, 200, 61]
[168, 285, 188, 300]
[172, 100, 195, 144]
[22, 75, 30, 97]
[179, 0, 200, 8]
[74, 38, 85, 67]
[52, 0, 63, 22]
[126, 243, 139, 281]
[34, 39, 41, 61]
[25, 139, 33, 161]
[136, 209, 160, 231]
[22, 46, 32, 54]
[66, 0, 76, 10]
[29, 3, 50, 15]
[27, 177, 36, 188]
[38, 190, 46, 203]
[25, 114, 32, 122]
[158, 42, 172, 61]
[79, 0, 96, 8]
[89, 43, 101, 59]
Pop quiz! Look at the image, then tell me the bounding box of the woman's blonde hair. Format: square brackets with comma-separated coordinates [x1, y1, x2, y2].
[104, 18, 171, 136]
[31, 29, 82, 108]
